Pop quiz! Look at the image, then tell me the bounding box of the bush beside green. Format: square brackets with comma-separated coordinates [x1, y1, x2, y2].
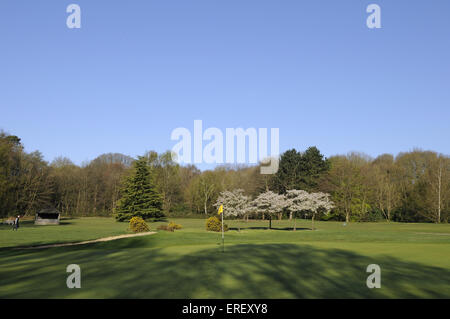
[206, 216, 228, 232]
[129, 216, 150, 233]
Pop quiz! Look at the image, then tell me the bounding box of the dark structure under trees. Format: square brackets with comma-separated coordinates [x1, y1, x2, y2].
[35, 208, 61, 225]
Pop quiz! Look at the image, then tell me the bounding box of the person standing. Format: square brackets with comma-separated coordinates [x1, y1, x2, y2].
[12, 215, 20, 231]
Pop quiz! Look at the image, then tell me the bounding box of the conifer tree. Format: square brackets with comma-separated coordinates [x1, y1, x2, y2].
[115, 157, 164, 221]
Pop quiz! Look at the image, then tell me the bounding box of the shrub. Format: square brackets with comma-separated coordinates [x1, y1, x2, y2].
[206, 216, 228, 232]
[129, 216, 150, 233]
[157, 222, 182, 232]
[168, 221, 182, 230]
[157, 225, 174, 232]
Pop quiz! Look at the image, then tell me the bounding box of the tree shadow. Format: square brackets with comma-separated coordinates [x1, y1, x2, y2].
[0, 220, 73, 231]
[230, 226, 310, 231]
[272, 227, 311, 231]
[58, 221, 73, 226]
[0, 233, 154, 252]
[0, 242, 449, 298]
[148, 217, 169, 223]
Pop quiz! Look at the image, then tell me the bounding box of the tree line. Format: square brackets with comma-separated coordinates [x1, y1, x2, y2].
[0, 131, 448, 223]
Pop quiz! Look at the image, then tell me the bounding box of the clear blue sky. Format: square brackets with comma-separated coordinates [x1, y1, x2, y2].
[1, 0, 449, 166]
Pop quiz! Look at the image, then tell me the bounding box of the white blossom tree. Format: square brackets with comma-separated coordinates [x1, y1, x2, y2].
[242, 200, 258, 222]
[214, 189, 249, 219]
[305, 192, 334, 230]
[251, 190, 287, 229]
[285, 189, 310, 231]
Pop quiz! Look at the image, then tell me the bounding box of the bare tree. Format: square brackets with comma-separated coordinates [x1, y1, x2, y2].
[372, 154, 400, 222]
[426, 155, 449, 223]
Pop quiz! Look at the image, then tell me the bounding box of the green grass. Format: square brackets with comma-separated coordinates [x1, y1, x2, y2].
[0, 217, 128, 248]
[0, 218, 449, 298]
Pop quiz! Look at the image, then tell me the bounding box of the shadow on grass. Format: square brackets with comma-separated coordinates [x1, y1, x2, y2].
[230, 226, 310, 231]
[0, 240, 449, 299]
[148, 217, 169, 223]
[0, 220, 74, 231]
[0, 233, 154, 252]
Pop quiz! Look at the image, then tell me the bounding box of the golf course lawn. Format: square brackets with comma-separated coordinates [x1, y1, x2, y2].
[0, 217, 449, 298]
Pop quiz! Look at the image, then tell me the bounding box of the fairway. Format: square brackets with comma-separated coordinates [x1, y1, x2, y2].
[0, 218, 449, 298]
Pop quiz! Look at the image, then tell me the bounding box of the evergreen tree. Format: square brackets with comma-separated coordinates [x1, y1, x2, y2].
[115, 157, 164, 221]
[272, 149, 302, 193]
[273, 147, 330, 194]
[300, 146, 330, 191]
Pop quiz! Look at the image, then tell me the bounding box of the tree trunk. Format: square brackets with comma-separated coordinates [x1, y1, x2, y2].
[294, 217, 297, 231]
[93, 185, 98, 215]
[269, 215, 272, 229]
[437, 162, 442, 223]
[386, 191, 391, 222]
[278, 212, 282, 220]
[312, 213, 315, 231]
[289, 211, 293, 220]
[76, 190, 81, 215]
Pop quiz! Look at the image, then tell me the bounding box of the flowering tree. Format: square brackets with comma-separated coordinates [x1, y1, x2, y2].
[242, 200, 258, 222]
[285, 189, 310, 231]
[285, 190, 334, 230]
[214, 189, 249, 219]
[305, 192, 334, 230]
[251, 191, 287, 229]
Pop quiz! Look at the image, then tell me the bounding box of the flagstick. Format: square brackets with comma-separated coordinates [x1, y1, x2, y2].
[221, 209, 224, 253]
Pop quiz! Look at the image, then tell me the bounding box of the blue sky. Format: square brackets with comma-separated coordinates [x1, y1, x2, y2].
[0, 0, 449, 166]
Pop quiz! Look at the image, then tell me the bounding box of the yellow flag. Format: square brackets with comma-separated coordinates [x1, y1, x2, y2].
[218, 205, 223, 215]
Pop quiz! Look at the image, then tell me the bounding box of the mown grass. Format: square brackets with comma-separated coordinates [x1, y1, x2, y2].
[0, 218, 128, 248]
[0, 217, 449, 298]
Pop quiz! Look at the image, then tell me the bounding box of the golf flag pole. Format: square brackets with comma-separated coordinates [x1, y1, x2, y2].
[221, 209, 224, 253]
[218, 205, 224, 252]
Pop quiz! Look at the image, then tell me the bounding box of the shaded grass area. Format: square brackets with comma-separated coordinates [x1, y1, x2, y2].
[0, 240, 449, 298]
[0, 218, 449, 298]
